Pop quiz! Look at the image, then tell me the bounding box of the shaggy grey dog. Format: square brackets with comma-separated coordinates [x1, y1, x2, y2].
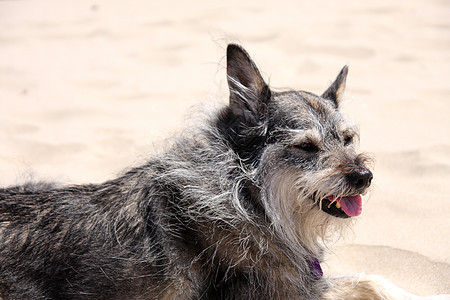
[0, 45, 443, 299]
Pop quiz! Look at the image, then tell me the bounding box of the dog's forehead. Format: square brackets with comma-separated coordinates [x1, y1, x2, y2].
[272, 90, 347, 129]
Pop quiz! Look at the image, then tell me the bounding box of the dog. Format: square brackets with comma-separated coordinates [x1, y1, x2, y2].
[0, 44, 446, 299]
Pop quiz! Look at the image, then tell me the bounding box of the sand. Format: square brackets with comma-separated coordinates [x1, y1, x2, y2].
[0, 0, 449, 296]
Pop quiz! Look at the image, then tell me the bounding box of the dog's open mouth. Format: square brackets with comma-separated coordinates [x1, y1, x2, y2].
[320, 195, 362, 218]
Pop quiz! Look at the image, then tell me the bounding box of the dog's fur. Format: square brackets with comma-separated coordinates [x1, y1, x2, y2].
[0, 45, 444, 299]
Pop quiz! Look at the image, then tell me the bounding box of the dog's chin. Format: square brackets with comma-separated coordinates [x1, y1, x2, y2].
[319, 198, 351, 219]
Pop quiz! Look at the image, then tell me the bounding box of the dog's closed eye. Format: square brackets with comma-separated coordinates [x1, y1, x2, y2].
[292, 142, 320, 153]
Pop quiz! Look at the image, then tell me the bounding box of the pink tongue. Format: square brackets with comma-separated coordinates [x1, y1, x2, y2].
[328, 195, 362, 217]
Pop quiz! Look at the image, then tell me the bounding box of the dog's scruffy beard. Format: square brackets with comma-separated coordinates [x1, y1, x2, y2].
[260, 166, 364, 258]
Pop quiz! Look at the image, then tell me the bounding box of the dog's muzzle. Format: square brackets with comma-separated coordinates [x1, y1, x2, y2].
[320, 168, 373, 218]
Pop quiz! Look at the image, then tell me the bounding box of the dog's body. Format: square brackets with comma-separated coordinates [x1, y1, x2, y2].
[0, 45, 445, 299]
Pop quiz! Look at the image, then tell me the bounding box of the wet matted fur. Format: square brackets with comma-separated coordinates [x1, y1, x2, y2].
[0, 45, 445, 299]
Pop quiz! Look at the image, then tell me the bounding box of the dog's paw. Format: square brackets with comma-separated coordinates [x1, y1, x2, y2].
[325, 275, 448, 300]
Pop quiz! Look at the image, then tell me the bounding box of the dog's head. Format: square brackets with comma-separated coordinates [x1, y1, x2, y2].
[216, 44, 373, 226]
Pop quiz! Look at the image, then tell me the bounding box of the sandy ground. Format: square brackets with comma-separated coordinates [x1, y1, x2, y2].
[0, 0, 449, 296]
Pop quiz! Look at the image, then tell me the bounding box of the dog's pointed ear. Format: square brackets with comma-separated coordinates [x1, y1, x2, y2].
[227, 44, 271, 119]
[321, 65, 348, 108]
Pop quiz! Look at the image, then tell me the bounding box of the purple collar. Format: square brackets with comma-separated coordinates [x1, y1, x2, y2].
[309, 257, 323, 280]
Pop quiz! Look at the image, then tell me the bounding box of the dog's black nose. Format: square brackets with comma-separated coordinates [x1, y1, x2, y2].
[347, 168, 373, 190]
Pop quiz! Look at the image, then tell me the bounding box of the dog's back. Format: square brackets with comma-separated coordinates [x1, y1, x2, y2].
[0, 176, 160, 298]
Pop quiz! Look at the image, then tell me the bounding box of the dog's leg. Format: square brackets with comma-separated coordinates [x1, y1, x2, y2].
[323, 275, 449, 300]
